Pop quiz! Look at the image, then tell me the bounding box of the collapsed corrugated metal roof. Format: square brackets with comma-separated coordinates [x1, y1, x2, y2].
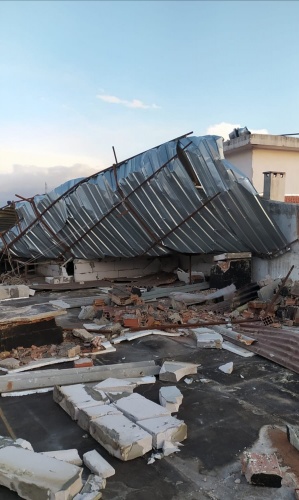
[0, 205, 18, 233]
[0, 134, 289, 260]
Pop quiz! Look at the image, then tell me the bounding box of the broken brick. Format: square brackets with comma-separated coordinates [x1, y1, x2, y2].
[241, 452, 282, 487]
[74, 358, 94, 368]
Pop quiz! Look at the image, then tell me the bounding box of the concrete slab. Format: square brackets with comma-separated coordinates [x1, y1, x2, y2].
[77, 404, 121, 432]
[83, 450, 115, 478]
[0, 445, 83, 499]
[40, 448, 82, 465]
[93, 378, 137, 394]
[137, 415, 187, 449]
[90, 414, 152, 461]
[53, 384, 106, 420]
[113, 393, 170, 422]
[191, 328, 223, 348]
[159, 361, 198, 382]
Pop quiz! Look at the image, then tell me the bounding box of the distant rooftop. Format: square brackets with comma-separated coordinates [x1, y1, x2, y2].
[224, 128, 299, 153]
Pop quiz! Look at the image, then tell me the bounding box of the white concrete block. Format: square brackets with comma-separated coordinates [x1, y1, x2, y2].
[137, 416, 187, 449]
[90, 414, 152, 461]
[113, 393, 170, 422]
[77, 404, 121, 432]
[0, 285, 31, 301]
[53, 384, 106, 420]
[83, 450, 115, 478]
[159, 361, 198, 382]
[159, 386, 183, 413]
[40, 448, 82, 466]
[219, 362, 234, 374]
[93, 378, 137, 394]
[191, 328, 223, 348]
[0, 446, 83, 499]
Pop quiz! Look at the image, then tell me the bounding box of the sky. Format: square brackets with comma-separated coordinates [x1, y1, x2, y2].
[1, 0, 299, 206]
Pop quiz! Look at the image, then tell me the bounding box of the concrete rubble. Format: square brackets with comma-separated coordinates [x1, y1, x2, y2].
[159, 386, 183, 413]
[2, 134, 299, 499]
[219, 361, 234, 374]
[83, 450, 115, 478]
[159, 361, 199, 382]
[191, 327, 223, 348]
[137, 415, 187, 449]
[90, 413, 153, 461]
[74, 474, 105, 499]
[0, 443, 83, 499]
[40, 448, 83, 465]
[286, 424, 299, 452]
[53, 372, 188, 462]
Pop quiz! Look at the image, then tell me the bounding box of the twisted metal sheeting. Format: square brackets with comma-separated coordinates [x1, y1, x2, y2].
[0, 135, 288, 260]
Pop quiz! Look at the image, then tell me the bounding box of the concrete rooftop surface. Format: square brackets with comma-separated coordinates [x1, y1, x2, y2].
[0, 328, 298, 500]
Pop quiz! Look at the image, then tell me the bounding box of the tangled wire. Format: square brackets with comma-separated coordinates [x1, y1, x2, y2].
[0, 272, 28, 285]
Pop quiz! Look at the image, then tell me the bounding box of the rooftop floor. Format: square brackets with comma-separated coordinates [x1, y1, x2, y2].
[0, 323, 298, 499]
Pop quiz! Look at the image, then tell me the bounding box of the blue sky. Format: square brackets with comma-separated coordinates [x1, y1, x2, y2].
[0, 0, 299, 204]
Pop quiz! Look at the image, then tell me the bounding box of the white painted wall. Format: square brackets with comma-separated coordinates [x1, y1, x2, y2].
[224, 149, 253, 182]
[252, 148, 299, 196]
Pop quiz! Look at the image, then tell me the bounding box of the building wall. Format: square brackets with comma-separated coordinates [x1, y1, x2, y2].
[252, 149, 299, 196]
[224, 149, 253, 182]
[252, 201, 299, 281]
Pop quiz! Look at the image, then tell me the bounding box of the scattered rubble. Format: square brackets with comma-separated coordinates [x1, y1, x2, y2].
[159, 386, 183, 413]
[219, 362, 234, 374]
[83, 450, 115, 478]
[159, 361, 199, 382]
[191, 328, 223, 348]
[0, 442, 83, 499]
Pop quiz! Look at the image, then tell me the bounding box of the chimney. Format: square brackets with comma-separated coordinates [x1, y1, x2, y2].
[263, 171, 286, 202]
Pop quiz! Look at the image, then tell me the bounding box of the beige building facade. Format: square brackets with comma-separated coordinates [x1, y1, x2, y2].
[224, 133, 299, 201]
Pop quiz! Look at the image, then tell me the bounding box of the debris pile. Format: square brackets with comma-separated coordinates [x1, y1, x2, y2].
[53, 361, 192, 462]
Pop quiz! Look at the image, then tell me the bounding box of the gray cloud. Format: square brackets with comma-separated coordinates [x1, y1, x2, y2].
[0, 164, 98, 207]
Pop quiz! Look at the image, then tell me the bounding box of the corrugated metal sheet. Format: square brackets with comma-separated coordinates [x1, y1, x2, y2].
[0, 135, 289, 260]
[232, 324, 299, 375]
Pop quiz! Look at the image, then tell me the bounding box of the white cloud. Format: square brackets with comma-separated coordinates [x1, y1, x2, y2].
[97, 94, 160, 110]
[0, 164, 98, 207]
[206, 122, 269, 140]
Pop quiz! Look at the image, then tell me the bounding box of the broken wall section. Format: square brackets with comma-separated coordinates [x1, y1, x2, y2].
[252, 201, 299, 281]
[37, 256, 178, 283]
